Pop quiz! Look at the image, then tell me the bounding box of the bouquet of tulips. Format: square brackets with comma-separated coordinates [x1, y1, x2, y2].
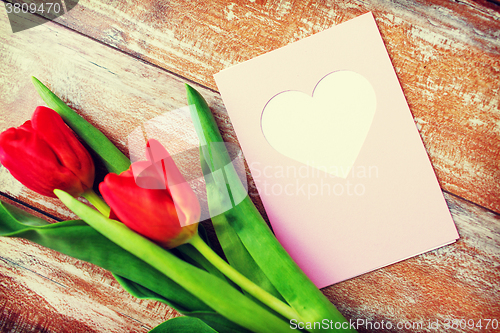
[0, 77, 356, 333]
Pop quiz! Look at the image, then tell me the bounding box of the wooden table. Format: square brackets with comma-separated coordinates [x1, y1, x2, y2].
[0, 0, 499, 332]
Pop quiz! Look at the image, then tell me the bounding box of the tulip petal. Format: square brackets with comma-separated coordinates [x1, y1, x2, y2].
[146, 139, 201, 228]
[130, 160, 168, 190]
[100, 140, 200, 248]
[32, 106, 95, 189]
[32, 77, 131, 175]
[0, 121, 85, 197]
[99, 172, 182, 244]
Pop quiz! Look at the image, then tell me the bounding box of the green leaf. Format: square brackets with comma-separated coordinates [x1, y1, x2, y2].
[112, 274, 185, 310]
[149, 316, 218, 333]
[55, 190, 296, 333]
[0, 201, 49, 233]
[0, 200, 254, 332]
[176, 244, 229, 283]
[174, 224, 230, 284]
[187, 85, 283, 302]
[185, 312, 252, 333]
[31, 76, 131, 174]
[0, 201, 207, 313]
[149, 314, 254, 333]
[185, 85, 356, 332]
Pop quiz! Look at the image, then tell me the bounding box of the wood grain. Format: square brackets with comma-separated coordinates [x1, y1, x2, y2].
[325, 191, 500, 333]
[1, 192, 498, 332]
[1, 0, 499, 214]
[47, 0, 500, 212]
[0, 237, 179, 332]
[0, 1, 499, 332]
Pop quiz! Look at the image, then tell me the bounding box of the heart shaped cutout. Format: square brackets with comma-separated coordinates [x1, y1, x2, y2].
[261, 71, 376, 178]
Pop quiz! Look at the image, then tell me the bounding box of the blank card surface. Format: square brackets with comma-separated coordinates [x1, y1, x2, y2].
[214, 12, 459, 288]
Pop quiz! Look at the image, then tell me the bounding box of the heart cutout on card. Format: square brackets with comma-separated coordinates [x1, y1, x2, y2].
[261, 71, 376, 178]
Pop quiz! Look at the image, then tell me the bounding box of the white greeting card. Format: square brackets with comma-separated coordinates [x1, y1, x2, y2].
[214, 12, 459, 288]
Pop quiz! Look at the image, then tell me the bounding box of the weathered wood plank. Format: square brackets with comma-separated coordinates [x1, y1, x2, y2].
[1, 192, 498, 332]
[2, 1, 499, 215]
[0, 8, 254, 221]
[44, 0, 500, 213]
[0, 11, 191, 218]
[324, 191, 500, 333]
[0, 3, 499, 333]
[52, 0, 500, 85]
[0, 237, 179, 332]
[0, 196, 178, 333]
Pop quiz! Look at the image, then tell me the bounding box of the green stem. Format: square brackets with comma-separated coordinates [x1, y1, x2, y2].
[188, 233, 302, 322]
[55, 189, 293, 333]
[82, 189, 111, 217]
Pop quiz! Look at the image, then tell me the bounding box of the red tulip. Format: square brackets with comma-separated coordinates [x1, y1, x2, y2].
[0, 106, 95, 198]
[99, 139, 200, 248]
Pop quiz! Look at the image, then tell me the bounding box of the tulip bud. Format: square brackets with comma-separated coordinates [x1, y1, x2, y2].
[0, 106, 95, 198]
[99, 139, 200, 248]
